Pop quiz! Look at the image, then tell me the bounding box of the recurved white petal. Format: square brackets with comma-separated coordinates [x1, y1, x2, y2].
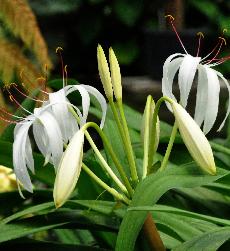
[13, 122, 34, 193]
[216, 72, 230, 131]
[171, 100, 216, 175]
[53, 129, 84, 208]
[178, 55, 200, 107]
[25, 136, 34, 173]
[194, 65, 208, 126]
[65, 85, 90, 126]
[81, 85, 107, 128]
[49, 89, 70, 143]
[162, 54, 184, 111]
[203, 67, 220, 134]
[38, 111, 63, 168]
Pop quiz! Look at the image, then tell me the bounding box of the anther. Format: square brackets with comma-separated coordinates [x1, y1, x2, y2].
[222, 29, 228, 35]
[218, 37, 227, 46]
[56, 47, 63, 54]
[165, 14, 175, 21]
[197, 32, 204, 39]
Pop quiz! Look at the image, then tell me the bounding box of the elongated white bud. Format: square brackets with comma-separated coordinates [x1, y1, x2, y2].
[97, 44, 113, 100]
[171, 100, 216, 175]
[53, 129, 84, 208]
[109, 47, 122, 100]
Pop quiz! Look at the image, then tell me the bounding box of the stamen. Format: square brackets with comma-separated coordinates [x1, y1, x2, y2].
[196, 32, 204, 57]
[201, 37, 223, 62]
[0, 106, 25, 120]
[165, 14, 188, 54]
[5, 89, 33, 115]
[0, 115, 22, 124]
[12, 83, 44, 103]
[64, 65, 68, 86]
[56, 47, 65, 87]
[206, 37, 226, 64]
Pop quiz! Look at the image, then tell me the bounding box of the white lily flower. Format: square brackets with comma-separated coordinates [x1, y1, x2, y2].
[170, 99, 216, 175]
[47, 85, 107, 143]
[13, 107, 63, 193]
[53, 129, 84, 208]
[162, 17, 230, 134]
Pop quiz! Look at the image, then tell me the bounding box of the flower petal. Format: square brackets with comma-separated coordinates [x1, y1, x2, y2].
[203, 67, 220, 134]
[215, 72, 230, 131]
[194, 65, 208, 126]
[162, 53, 184, 111]
[178, 55, 201, 107]
[38, 111, 63, 168]
[49, 89, 71, 143]
[13, 122, 33, 192]
[81, 84, 107, 128]
[65, 85, 90, 126]
[53, 129, 84, 208]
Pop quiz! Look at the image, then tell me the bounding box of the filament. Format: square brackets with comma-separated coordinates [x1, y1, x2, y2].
[165, 15, 188, 54]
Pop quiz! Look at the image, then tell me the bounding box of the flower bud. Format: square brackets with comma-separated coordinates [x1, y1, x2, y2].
[109, 47, 122, 100]
[171, 100, 216, 175]
[53, 129, 84, 208]
[97, 44, 113, 100]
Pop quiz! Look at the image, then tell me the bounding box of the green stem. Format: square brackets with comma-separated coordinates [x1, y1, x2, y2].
[159, 121, 178, 171]
[84, 129, 128, 195]
[82, 163, 130, 205]
[68, 107, 129, 195]
[116, 99, 139, 185]
[85, 123, 133, 197]
[210, 142, 230, 156]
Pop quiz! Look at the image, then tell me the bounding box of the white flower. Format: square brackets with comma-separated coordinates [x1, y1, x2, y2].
[162, 35, 230, 134]
[53, 129, 84, 208]
[48, 84, 107, 143]
[171, 99, 216, 175]
[13, 107, 63, 193]
[13, 84, 107, 194]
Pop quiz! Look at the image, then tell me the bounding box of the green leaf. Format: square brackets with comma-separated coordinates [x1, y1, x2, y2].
[1, 202, 55, 225]
[115, 164, 228, 251]
[129, 204, 230, 227]
[1, 89, 40, 142]
[173, 227, 230, 251]
[0, 210, 119, 243]
[1, 238, 110, 251]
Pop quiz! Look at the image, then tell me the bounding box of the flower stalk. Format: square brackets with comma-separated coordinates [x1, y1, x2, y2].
[82, 163, 130, 204]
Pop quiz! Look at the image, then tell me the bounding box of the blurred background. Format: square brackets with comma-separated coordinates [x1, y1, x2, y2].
[0, 0, 230, 131]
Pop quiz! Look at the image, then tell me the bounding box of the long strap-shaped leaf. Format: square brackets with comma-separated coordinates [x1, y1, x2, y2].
[173, 227, 230, 251]
[115, 163, 228, 251]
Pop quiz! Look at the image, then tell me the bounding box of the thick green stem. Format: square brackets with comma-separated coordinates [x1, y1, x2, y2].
[82, 163, 130, 204]
[116, 99, 139, 185]
[159, 121, 178, 171]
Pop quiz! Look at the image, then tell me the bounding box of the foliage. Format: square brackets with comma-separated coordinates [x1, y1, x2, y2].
[0, 81, 229, 250]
